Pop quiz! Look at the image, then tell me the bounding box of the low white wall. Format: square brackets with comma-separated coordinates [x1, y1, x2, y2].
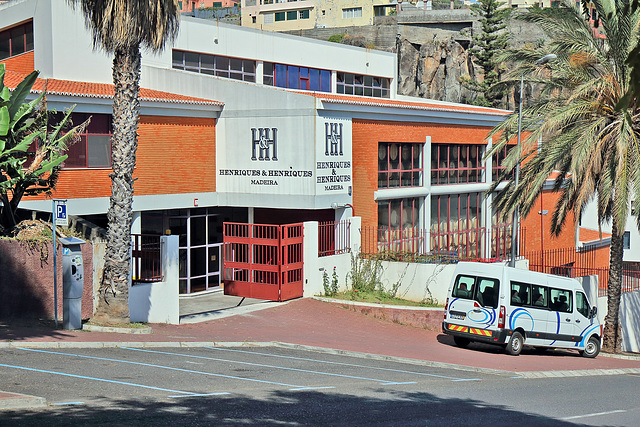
[378, 261, 455, 305]
[129, 235, 180, 324]
[621, 291, 640, 353]
[303, 218, 359, 298]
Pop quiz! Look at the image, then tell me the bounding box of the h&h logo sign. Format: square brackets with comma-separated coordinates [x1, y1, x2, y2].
[251, 128, 278, 161]
[325, 123, 343, 156]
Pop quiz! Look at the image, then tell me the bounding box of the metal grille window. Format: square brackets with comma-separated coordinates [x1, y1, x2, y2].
[172, 50, 256, 82]
[378, 142, 423, 188]
[263, 62, 331, 92]
[378, 198, 420, 231]
[430, 193, 482, 256]
[299, 9, 310, 19]
[492, 144, 514, 182]
[431, 144, 483, 185]
[0, 21, 34, 60]
[337, 72, 390, 98]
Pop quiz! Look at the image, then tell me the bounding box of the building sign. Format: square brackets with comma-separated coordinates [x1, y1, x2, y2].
[316, 119, 352, 195]
[216, 115, 352, 202]
[218, 118, 315, 195]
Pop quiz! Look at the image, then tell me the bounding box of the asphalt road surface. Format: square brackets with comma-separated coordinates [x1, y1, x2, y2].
[1, 346, 639, 426]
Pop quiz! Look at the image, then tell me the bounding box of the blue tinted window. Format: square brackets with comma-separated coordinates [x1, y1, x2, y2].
[275, 63, 287, 87]
[288, 66, 299, 89]
[309, 68, 320, 91]
[320, 70, 331, 92]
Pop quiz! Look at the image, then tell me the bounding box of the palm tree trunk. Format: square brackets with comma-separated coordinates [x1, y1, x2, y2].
[94, 46, 141, 323]
[602, 218, 624, 353]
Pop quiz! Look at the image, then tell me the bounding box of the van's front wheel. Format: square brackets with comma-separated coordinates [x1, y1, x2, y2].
[453, 336, 470, 348]
[580, 336, 600, 358]
[506, 332, 524, 356]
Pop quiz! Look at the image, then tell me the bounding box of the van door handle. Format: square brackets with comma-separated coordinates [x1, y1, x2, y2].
[565, 318, 571, 322]
[575, 319, 580, 324]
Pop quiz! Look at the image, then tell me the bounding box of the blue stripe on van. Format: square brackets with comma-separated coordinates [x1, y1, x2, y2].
[550, 311, 561, 345]
[577, 324, 600, 347]
[509, 308, 534, 330]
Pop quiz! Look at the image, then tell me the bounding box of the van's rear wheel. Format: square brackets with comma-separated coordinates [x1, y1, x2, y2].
[453, 336, 471, 348]
[580, 336, 600, 358]
[506, 331, 524, 356]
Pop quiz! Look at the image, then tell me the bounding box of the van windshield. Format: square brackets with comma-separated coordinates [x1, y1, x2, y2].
[452, 274, 500, 308]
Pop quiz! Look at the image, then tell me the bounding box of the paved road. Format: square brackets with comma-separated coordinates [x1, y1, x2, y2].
[1, 346, 640, 426]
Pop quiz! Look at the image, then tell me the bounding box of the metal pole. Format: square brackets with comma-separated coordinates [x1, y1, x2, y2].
[509, 54, 556, 268]
[52, 200, 58, 327]
[510, 74, 524, 268]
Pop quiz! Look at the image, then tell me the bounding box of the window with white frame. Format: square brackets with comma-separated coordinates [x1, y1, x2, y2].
[172, 50, 256, 82]
[337, 72, 390, 98]
[342, 7, 362, 18]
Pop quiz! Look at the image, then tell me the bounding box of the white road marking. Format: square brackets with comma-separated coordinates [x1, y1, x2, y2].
[205, 346, 480, 382]
[560, 409, 626, 420]
[123, 347, 412, 386]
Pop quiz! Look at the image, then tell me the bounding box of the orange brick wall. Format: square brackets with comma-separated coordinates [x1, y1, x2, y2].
[0, 51, 35, 74]
[521, 190, 610, 270]
[352, 119, 493, 229]
[24, 115, 216, 201]
[135, 116, 216, 194]
[520, 190, 577, 254]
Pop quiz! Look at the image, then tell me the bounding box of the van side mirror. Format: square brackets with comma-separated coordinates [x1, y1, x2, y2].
[590, 306, 598, 318]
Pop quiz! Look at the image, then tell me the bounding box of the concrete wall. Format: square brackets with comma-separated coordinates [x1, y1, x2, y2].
[0, 239, 93, 320]
[129, 236, 180, 324]
[621, 291, 640, 353]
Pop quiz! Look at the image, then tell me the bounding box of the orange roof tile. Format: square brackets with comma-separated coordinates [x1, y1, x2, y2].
[2, 70, 223, 107]
[305, 92, 511, 116]
[579, 227, 612, 242]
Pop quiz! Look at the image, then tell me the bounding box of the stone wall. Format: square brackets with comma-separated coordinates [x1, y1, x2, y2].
[0, 239, 94, 320]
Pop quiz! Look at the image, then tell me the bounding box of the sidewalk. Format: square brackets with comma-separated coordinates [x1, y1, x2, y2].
[2, 296, 640, 408]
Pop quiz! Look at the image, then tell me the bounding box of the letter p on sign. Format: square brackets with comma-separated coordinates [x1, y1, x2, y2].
[55, 201, 68, 227]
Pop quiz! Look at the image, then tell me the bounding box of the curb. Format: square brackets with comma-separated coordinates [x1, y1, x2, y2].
[0, 391, 46, 410]
[82, 324, 153, 334]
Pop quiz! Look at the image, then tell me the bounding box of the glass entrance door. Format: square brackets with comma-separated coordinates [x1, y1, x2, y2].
[170, 209, 223, 294]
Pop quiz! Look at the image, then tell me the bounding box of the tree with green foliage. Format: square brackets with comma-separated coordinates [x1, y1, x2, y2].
[462, 0, 511, 108]
[68, 0, 180, 322]
[487, 0, 640, 353]
[0, 64, 86, 232]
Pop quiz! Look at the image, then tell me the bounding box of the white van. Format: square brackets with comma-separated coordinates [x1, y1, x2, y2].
[442, 262, 602, 357]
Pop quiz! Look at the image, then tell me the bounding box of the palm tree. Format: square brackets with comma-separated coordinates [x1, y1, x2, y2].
[487, 0, 640, 353]
[68, 0, 180, 322]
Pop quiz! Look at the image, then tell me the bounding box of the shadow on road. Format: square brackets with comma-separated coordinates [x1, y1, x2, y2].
[0, 389, 590, 426]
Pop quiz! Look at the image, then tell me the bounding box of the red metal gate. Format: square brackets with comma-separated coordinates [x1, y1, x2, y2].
[223, 222, 304, 301]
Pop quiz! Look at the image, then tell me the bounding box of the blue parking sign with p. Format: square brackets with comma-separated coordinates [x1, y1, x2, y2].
[55, 201, 68, 227]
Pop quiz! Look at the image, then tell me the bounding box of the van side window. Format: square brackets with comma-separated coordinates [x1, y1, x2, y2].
[510, 281, 530, 306]
[452, 275, 475, 299]
[550, 288, 572, 313]
[476, 278, 500, 309]
[576, 292, 590, 318]
[531, 285, 548, 308]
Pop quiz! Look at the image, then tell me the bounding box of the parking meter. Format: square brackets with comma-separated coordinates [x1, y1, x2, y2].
[60, 237, 85, 330]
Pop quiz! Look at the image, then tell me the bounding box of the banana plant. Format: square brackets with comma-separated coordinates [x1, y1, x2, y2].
[0, 63, 88, 231]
